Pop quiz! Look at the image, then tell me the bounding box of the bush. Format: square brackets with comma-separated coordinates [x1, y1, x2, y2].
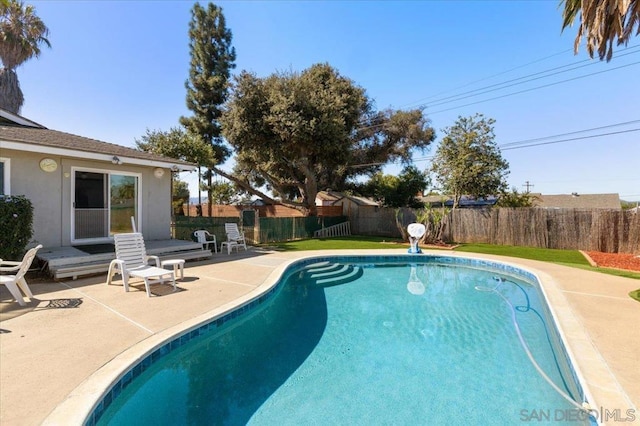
[0, 195, 34, 260]
[416, 205, 451, 244]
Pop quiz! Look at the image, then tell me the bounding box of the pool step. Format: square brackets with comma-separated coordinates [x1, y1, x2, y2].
[303, 261, 331, 270]
[304, 263, 364, 287]
[305, 262, 343, 274]
[309, 264, 351, 279]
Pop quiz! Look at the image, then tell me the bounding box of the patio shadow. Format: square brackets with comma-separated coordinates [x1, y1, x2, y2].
[0, 297, 84, 321]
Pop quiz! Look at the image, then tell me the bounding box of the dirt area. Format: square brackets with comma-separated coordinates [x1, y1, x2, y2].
[585, 251, 640, 272]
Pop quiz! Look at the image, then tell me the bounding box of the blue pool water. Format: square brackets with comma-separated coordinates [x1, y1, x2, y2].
[93, 256, 592, 425]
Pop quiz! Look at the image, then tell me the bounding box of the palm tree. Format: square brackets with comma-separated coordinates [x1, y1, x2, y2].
[0, 0, 50, 113]
[562, 0, 640, 61]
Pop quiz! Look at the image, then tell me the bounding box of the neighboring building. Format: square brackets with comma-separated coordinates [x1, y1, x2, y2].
[420, 194, 498, 209]
[315, 190, 379, 216]
[0, 108, 196, 248]
[532, 193, 621, 210]
[419, 193, 621, 210]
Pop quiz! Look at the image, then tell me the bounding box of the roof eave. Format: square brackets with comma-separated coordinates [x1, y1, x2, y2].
[1, 140, 197, 172]
[0, 109, 46, 128]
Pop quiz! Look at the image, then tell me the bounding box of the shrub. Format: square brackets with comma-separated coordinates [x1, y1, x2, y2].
[0, 195, 34, 260]
[416, 205, 451, 244]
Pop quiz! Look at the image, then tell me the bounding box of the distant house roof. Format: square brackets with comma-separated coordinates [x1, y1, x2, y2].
[0, 108, 196, 171]
[316, 190, 379, 207]
[420, 194, 498, 208]
[316, 191, 343, 203]
[533, 193, 621, 210]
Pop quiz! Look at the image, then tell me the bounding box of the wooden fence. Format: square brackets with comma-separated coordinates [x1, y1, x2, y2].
[181, 203, 343, 218]
[349, 206, 640, 254]
[173, 215, 349, 244]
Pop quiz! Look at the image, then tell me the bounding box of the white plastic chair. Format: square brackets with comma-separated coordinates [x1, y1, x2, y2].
[0, 244, 43, 306]
[222, 223, 247, 254]
[107, 233, 176, 297]
[193, 230, 217, 253]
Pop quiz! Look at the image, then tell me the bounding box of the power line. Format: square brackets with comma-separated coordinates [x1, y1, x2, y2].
[425, 51, 639, 109]
[407, 121, 639, 163]
[349, 125, 638, 168]
[356, 50, 588, 128]
[500, 128, 640, 151]
[500, 120, 640, 148]
[398, 48, 575, 108]
[425, 60, 640, 115]
[405, 46, 640, 110]
[353, 58, 640, 133]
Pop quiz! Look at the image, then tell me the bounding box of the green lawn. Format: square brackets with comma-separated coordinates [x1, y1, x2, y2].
[264, 237, 640, 281]
[268, 235, 406, 251]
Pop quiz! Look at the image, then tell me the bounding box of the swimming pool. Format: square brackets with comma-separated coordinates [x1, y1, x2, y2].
[89, 255, 594, 425]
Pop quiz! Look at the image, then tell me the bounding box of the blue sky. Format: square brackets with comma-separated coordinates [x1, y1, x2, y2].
[17, 0, 640, 201]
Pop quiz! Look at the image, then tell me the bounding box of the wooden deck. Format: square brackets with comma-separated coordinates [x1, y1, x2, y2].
[37, 239, 212, 280]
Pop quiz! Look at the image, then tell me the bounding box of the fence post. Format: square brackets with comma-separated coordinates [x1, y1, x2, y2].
[254, 209, 260, 244]
[292, 217, 296, 241]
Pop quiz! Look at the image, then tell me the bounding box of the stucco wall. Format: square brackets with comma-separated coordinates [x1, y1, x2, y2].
[2, 148, 172, 247]
[4, 149, 64, 247]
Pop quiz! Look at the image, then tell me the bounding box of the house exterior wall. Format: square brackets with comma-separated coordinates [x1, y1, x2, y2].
[142, 168, 172, 240]
[2, 148, 171, 247]
[5, 149, 64, 247]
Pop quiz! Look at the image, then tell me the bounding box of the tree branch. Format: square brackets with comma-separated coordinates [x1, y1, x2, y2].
[211, 166, 310, 213]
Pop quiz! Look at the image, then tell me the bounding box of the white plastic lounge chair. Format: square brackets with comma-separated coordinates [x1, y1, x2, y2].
[193, 229, 217, 253]
[0, 244, 42, 306]
[107, 233, 176, 297]
[222, 223, 247, 254]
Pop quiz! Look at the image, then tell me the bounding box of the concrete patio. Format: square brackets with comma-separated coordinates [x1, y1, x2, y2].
[1, 248, 638, 425]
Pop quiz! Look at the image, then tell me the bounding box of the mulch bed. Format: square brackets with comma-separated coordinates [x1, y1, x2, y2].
[585, 251, 640, 272]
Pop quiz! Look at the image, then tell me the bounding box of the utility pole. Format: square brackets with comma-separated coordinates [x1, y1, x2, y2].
[523, 181, 534, 193]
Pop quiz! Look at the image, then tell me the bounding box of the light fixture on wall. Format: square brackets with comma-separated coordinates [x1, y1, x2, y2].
[153, 167, 165, 178]
[112, 156, 122, 165]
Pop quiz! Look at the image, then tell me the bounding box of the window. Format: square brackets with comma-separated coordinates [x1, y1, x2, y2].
[0, 158, 9, 195]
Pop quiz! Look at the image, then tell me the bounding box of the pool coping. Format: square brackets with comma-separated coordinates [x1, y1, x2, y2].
[34, 250, 639, 425]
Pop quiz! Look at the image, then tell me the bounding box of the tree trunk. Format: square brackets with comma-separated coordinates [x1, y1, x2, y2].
[298, 161, 318, 216]
[207, 171, 213, 217]
[0, 69, 24, 114]
[197, 165, 202, 207]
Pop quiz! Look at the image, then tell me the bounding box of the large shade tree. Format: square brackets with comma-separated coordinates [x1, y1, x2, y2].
[430, 114, 509, 209]
[0, 0, 50, 114]
[220, 63, 436, 215]
[561, 0, 640, 61]
[180, 2, 236, 214]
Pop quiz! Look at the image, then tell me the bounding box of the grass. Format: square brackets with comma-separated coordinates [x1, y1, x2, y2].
[630, 288, 640, 303]
[267, 235, 406, 251]
[263, 237, 640, 280]
[455, 243, 640, 280]
[454, 243, 588, 264]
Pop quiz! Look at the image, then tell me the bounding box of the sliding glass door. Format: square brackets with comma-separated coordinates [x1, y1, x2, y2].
[110, 174, 138, 234]
[73, 169, 140, 242]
